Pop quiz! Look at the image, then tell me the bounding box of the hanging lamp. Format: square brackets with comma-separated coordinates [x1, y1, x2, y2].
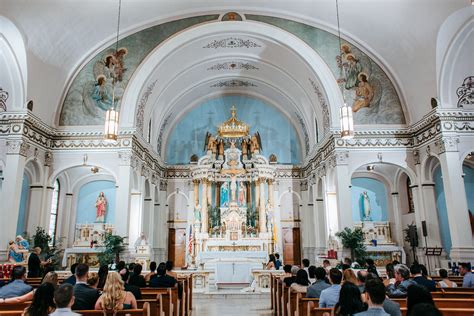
[104, 0, 122, 142]
[336, 0, 354, 139]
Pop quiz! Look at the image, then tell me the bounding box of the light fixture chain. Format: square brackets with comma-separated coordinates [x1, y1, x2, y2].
[115, 0, 122, 54]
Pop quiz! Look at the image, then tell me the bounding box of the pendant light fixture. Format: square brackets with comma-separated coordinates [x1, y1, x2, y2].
[336, 0, 354, 139]
[104, 0, 122, 142]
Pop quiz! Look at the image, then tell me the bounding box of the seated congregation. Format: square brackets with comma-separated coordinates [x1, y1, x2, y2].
[271, 257, 474, 316]
[0, 260, 188, 316]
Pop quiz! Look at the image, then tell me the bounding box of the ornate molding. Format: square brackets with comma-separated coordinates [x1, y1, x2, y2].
[6, 139, 30, 156]
[0, 87, 9, 112]
[308, 78, 330, 132]
[456, 76, 473, 108]
[436, 136, 460, 154]
[202, 37, 261, 49]
[135, 80, 157, 136]
[210, 80, 257, 88]
[295, 111, 310, 155]
[207, 61, 259, 71]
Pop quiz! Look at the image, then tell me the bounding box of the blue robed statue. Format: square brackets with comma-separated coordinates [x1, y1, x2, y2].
[220, 182, 229, 207]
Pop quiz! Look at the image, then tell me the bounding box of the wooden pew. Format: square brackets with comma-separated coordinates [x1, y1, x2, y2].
[297, 298, 319, 316]
[400, 307, 474, 316]
[0, 302, 30, 311]
[309, 307, 332, 316]
[275, 278, 283, 316]
[392, 298, 474, 309]
[270, 274, 276, 311]
[77, 302, 149, 316]
[137, 296, 161, 316]
[141, 287, 177, 316]
[281, 283, 290, 316]
[0, 303, 150, 316]
[431, 291, 474, 299]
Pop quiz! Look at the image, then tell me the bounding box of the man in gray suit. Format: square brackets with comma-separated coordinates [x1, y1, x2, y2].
[0, 266, 32, 299]
[386, 264, 415, 298]
[355, 278, 390, 316]
[50, 284, 80, 316]
[306, 267, 330, 298]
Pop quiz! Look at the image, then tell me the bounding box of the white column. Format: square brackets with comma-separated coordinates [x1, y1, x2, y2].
[115, 153, 133, 237]
[40, 186, 54, 229]
[201, 180, 208, 233]
[390, 192, 404, 247]
[26, 186, 45, 234]
[259, 180, 267, 233]
[0, 140, 28, 260]
[439, 150, 474, 261]
[142, 196, 153, 241]
[334, 164, 353, 230]
[129, 192, 142, 249]
[57, 193, 73, 246]
[420, 184, 443, 247]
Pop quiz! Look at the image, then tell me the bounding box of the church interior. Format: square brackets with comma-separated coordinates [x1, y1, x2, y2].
[0, 0, 473, 315]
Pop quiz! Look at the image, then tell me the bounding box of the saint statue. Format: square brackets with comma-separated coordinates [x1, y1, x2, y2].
[95, 192, 107, 223]
[238, 182, 246, 206]
[230, 176, 237, 202]
[15, 235, 29, 250]
[134, 232, 149, 249]
[359, 191, 372, 221]
[220, 182, 229, 207]
[8, 241, 24, 263]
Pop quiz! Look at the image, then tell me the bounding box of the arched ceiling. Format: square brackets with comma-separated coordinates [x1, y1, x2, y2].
[0, 0, 470, 127]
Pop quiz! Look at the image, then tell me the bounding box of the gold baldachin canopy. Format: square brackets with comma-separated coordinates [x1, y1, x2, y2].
[217, 106, 250, 138]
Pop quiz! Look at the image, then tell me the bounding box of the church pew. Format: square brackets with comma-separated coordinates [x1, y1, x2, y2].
[276, 278, 283, 316]
[141, 287, 176, 316]
[0, 302, 30, 311]
[297, 297, 319, 316]
[186, 274, 193, 311]
[391, 298, 474, 309]
[400, 307, 474, 316]
[76, 302, 149, 316]
[270, 274, 276, 311]
[137, 296, 162, 316]
[431, 291, 474, 299]
[281, 283, 290, 316]
[309, 307, 332, 316]
[439, 287, 474, 292]
[0, 312, 22, 316]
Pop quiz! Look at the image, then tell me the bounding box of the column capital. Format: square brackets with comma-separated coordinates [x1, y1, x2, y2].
[437, 136, 460, 154]
[6, 139, 30, 156]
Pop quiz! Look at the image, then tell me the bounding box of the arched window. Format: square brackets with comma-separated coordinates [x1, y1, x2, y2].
[147, 119, 152, 143]
[314, 117, 319, 143]
[48, 179, 60, 244]
[407, 177, 415, 213]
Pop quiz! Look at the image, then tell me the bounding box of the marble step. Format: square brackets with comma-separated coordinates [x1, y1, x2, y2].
[193, 289, 270, 299]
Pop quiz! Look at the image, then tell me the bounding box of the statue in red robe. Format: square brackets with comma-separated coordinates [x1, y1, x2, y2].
[95, 192, 107, 222]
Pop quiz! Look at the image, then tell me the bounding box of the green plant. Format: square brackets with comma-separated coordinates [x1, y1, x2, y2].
[98, 234, 125, 266]
[336, 227, 367, 262]
[32, 227, 52, 253]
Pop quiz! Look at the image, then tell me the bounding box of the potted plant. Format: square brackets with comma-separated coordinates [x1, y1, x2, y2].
[336, 227, 367, 262]
[98, 233, 126, 266]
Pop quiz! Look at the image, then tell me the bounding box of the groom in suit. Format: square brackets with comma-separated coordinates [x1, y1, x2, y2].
[71, 264, 100, 310]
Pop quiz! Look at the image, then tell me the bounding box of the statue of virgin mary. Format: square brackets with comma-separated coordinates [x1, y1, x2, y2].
[359, 191, 372, 221]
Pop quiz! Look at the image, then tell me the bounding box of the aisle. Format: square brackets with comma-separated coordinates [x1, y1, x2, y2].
[192, 291, 272, 316]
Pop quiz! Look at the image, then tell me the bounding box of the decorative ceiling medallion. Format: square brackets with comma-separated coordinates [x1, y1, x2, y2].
[210, 80, 257, 88]
[207, 62, 259, 71]
[456, 76, 473, 108]
[0, 87, 9, 112]
[203, 37, 261, 49]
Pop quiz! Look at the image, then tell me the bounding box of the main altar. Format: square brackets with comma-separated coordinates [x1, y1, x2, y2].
[190, 107, 276, 287]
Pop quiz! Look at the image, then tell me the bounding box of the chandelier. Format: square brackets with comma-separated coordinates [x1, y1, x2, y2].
[217, 106, 250, 138]
[104, 0, 122, 142]
[336, 0, 354, 139]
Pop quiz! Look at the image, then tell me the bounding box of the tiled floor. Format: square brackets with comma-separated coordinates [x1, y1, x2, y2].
[192, 292, 272, 316]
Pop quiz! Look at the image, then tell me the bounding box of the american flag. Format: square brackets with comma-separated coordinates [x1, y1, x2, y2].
[188, 224, 193, 255]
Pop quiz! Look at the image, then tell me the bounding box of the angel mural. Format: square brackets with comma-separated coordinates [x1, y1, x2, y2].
[82, 48, 128, 117]
[353, 73, 374, 112]
[250, 132, 262, 155]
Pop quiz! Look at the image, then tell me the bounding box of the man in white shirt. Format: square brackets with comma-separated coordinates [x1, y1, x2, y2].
[50, 284, 81, 316]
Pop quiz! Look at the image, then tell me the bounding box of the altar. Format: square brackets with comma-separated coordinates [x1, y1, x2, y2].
[188, 108, 276, 287]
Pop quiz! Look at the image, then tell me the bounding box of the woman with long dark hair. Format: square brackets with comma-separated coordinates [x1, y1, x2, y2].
[407, 284, 434, 315]
[266, 254, 276, 270]
[23, 283, 56, 316]
[290, 269, 310, 293]
[333, 282, 366, 316]
[98, 264, 109, 289]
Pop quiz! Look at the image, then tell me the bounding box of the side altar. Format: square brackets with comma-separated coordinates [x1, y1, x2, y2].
[189, 107, 276, 287]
